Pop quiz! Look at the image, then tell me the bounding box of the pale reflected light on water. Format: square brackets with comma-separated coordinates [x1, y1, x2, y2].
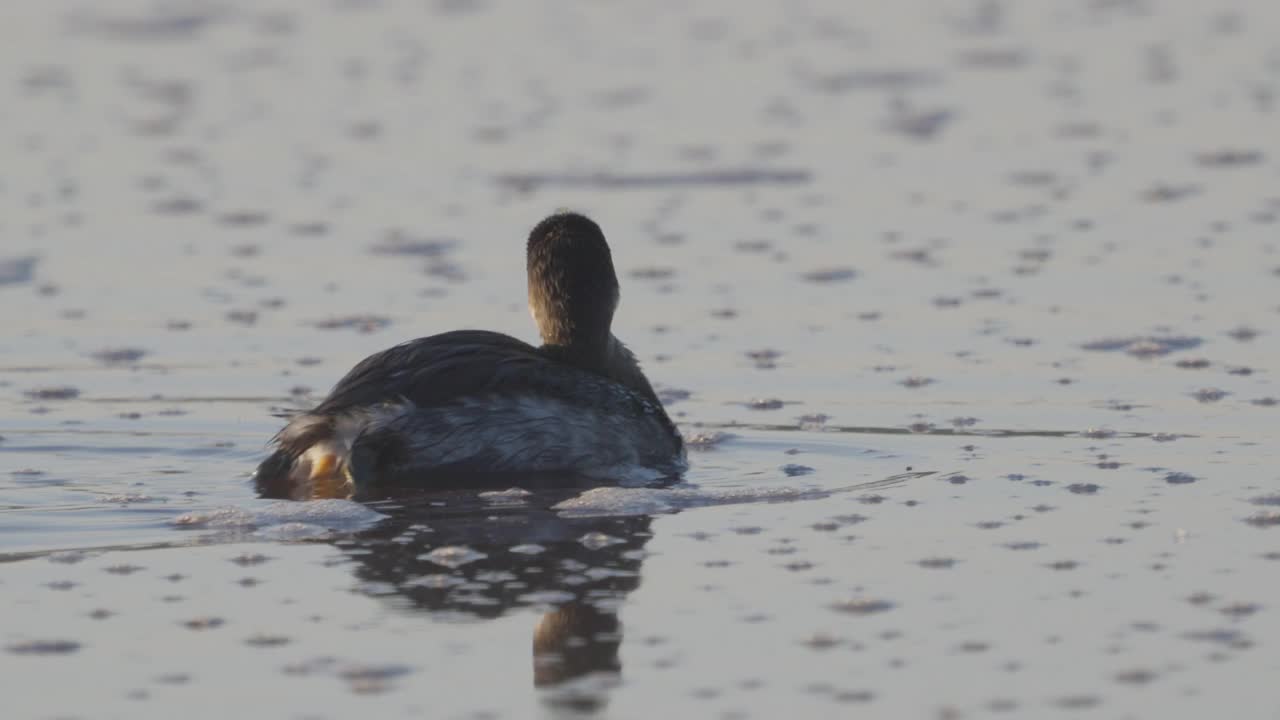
[3, 1, 1280, 718]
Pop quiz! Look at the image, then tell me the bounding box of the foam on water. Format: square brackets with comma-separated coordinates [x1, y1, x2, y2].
[171, 499, 386, 533]
[553, 483, 833, 518]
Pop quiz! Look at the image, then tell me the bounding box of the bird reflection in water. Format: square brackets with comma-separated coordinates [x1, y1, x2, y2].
[259, 477, 659, 713]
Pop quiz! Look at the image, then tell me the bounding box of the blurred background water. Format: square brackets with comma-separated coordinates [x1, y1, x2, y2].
[2, 1, 1279, 718]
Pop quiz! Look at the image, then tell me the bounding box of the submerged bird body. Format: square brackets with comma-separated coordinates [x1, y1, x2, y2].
[255, 214, 684, 499]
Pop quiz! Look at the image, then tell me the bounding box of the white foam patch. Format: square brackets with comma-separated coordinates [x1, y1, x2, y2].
[478, 488, 533, 506]
[253, 522, 334, 541]
[171, 500, 386, 534]
[553, 485, 830, 518]
[584, 464, 673, 487]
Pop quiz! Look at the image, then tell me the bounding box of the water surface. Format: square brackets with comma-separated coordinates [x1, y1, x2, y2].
[3, 1, 1279, 718]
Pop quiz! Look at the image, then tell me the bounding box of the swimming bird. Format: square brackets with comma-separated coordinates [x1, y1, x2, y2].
[254, 212, 685, 499]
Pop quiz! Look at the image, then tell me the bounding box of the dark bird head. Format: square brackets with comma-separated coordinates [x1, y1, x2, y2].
[526, 212, 620, 355]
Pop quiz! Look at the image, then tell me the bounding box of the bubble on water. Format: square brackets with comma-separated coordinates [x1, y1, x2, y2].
[0, 256, 38, 285]
[369, 232, 453, 257]
[830, 598, 894, 615]
[152, 196, 203, 215]
[23, 386, 80, 400]
[478, 488, 533, 506]
[90, 347, 147, 365]
[1114, 668, 1158, 685]
[685, 431, 733, 449]
[229, 553, 271, 567]
[421, 546, 487, 569]
[226, 309, 258, 326]
[313, 314, 391, 333]
[339, 663, 412, 694]
[1164, 472, 1198, 485]
[1080, 428, 1115, 438]
[172, 500, 384, 532]
[403, 574, 465, 589]
[47, 550, 92, 564]
[899, 376, 935, 388]
[1080, 335, 1201, 357]
[1190, 387, 1229, 403]
[99, 492, 165, 505]
[746, 398, 785, 410]
[216, 210, 270, 227]
[1067, 483, 1100, 495]
[808, 68, 939, 93]
[172, 508, 256, 528]
[181, 617, 225, 630]
[917, 557, 958, 569]
[509, 543, 546, 555]
[254, 522, 332, 541]
[1225, 326, 1260, 341]
[1183, 628, 1253, 649]
[800, 632, 843, 651]
[745, 348, 782, 369]
[580, 532, 625, 550]
[1219, 602, 1261, 619]
[885, 103, 953, 140]
[801, 267, 856, 284]
[1196, 149, 1264, 167]
[245, 634, 290, 648]
[1244, 511, 1280, 528]
[7, 639, 81, 655]
[782, 464, 814, 477]
[1053, 695, 1101, 710]
[518, 590, 587, 612]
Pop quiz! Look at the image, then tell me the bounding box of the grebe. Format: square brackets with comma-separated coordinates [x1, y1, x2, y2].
[254, 212, 685, 499]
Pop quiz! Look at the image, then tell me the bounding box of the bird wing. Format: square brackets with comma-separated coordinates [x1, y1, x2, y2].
[312, 330, 585, 413]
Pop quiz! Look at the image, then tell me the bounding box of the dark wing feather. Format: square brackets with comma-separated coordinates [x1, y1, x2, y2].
[313, 330, 574, 414]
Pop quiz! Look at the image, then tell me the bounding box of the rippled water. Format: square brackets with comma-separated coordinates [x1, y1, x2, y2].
[3, 1, 1280, 718]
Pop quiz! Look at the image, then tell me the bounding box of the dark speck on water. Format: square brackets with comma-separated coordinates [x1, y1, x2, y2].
[801, 267, 857, 283]
[90, 348, 147, 365]
[7, 640, 82, 655]
[0, 256, 38, 285]
[369, 232, 454, 257]
[23, 386, 80, 400]
[313, 315, 391, 333]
